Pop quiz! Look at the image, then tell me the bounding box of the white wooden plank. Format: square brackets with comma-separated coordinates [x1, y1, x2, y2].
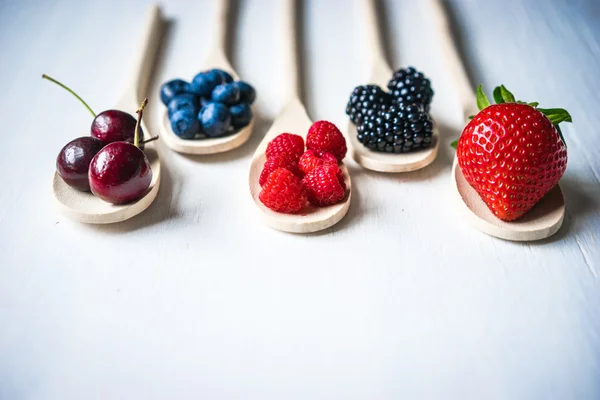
[0, 0, 598, 399]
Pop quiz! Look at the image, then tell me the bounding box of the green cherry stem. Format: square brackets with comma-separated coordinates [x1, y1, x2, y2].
[134, 98, 148, 148]
[42, 74, 96, 117]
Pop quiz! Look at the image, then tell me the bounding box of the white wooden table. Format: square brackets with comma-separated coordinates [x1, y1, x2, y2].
[1, 0, 599, 398]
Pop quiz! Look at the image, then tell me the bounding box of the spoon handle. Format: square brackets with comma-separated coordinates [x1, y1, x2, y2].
[281, 0, 300, 102]
[428, 0, 478, 121]
[361, 0, 387, 70]
[122, 4, 164, 108]
[210, 0, 230, 58]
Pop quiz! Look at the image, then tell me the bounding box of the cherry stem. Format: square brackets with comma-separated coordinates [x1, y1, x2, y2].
[141, 136, 159, 145]
[42, 74, 96, 117]
[134, 98, 148, 148]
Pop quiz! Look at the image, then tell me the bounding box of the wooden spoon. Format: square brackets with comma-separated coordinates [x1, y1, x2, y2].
[429, 0, 565, 240]
[346, 0, 439, 173]
[53, 4, 164, 224]
[248, 0, 351, 233]
[160, 0, 254, 155]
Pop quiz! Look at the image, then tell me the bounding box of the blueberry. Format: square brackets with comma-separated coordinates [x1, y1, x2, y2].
[170, 109, 200, 139]
[233, 81, 256, 104]
[199, 103, 231, 137]
[211, 69, 233, 83]
[167, 93, 199, 117]
[191, 70, 222, 97]
[229, 103, 253, 129]
[211, 83, 241, 105]
[160, 79, 192, 105]
[199, 97, 214, 108]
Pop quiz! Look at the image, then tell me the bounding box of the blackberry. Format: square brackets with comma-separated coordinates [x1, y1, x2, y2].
[356, 103, 434, 153]
[346, 85, 392, 125]
[387, 67, 433, 109]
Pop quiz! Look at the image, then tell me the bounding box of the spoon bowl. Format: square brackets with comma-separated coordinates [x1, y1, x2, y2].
[53, 121, 161, 224]
[52, 4, 164, 224]
[451, 158, 564, 241]
[160, 0, 253, 155]
[249, 99, 351, 233]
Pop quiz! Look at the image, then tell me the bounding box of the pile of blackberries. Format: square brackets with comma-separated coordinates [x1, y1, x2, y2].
[346, 67, 434, 153]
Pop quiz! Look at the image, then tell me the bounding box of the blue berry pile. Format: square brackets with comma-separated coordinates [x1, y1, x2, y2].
[160, 69, 256, 140]
[346, 67, 434, 153]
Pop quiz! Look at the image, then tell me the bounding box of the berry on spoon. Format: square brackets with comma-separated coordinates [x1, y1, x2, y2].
[199, 102, 231, 137]
[454, 85, 570, 221]
[91, 109, 144, 146]
[233, 81, 256, 104]
[160, 79, 192, 105]
[89, 99, 152, 205]
[211, 82, 240, 105]
[230, 103, 253, 130]
[56, 136, 105, 191]
[167, 93, 199, 117]
[170, 109, 201, 139]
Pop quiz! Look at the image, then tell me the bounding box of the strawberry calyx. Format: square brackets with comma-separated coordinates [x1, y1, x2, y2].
[451, 84, 572, 148]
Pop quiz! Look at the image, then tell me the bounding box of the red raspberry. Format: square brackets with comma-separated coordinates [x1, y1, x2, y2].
[259, 168, 307, 213]
[259, 153, 302, 186]
[306, 120, 347, 161]
[302, 163, 346, 207]
[265, 133, 304, 162]
[298, 150, 337, 175]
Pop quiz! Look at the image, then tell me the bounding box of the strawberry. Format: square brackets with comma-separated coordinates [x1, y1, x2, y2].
[259, 168, 307, 213]
[302, 163, 346, 207]
[298, 150, 337, 175]
[259, 153, 302, 186]
[454, 85, 570, 221]
[306, 120, 347, 161]
[266, 133, 304, 162]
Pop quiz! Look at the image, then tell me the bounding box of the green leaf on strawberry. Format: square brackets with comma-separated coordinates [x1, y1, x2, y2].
[537, 108, 572, 125]
[493, 87, 504, 104]
[476, 85, 490, 110]
[452, 84, 572, 149]
[499, 85, 516, 103]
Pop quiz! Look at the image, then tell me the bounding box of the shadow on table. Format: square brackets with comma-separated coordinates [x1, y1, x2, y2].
[534, 176, 599, 244]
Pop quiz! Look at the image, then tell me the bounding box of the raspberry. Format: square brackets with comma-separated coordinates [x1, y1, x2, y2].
[298, 150, 337, 175]
[306, 120, 347, 162]
[259, 168, 307, 213]
[265, 133, 304, 162]
[302, 163, 346, 207]
[259, 153, 302, 186]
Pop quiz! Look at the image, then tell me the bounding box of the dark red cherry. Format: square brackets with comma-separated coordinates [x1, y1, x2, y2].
[91, 110, 144, 146]
[56, 136, 105, 191]
[88, 142, 152, 204]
